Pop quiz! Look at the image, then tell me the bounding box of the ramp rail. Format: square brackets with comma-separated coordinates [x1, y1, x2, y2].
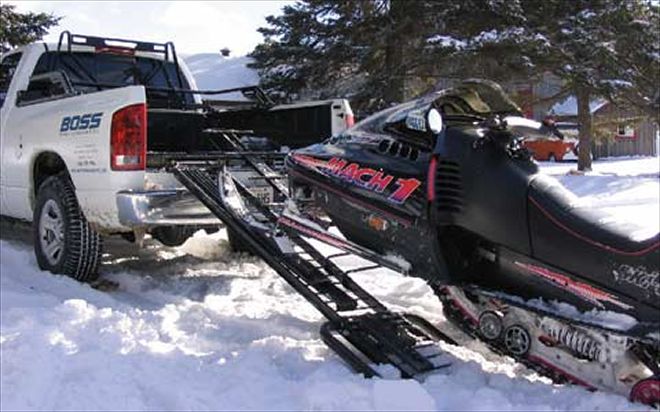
[168, 130, 454, 378]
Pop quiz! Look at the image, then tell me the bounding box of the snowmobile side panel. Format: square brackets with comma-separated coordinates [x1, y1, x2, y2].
[528, 175, 660, 312]
[431, 126, 536, 254]
[287, 141, 452, 283]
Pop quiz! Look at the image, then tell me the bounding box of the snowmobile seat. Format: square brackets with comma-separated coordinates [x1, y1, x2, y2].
[527, 174, 659, 271]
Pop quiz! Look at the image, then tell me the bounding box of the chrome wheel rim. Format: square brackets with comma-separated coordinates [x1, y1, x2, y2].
[479, 312, 503, 340]
[504, 325, 530, 356]
[39, 199, 65, 266]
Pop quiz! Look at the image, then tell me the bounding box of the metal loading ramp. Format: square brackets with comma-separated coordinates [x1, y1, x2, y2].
[168, 134, 454, 378]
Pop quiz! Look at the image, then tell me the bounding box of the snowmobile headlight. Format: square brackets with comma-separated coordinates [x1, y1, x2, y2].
[427, 108, 443, 134]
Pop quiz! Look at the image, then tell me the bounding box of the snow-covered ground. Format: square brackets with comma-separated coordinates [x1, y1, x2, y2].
[1, 157, 658, 411]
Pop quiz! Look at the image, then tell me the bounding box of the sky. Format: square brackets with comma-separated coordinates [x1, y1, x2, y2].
[7, 1, 293, 56]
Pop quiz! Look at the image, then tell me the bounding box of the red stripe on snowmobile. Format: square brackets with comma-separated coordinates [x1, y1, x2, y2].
[527, 354, 597, 390]
[278, 216, 352, 250]
[427, 156, 437, 201]
[289, 169, 414, 227]
[443, 287, 479, 325]
[529, 196, 660, 256]
[290, 153, 332, 170]
[514, 261, 632, 310]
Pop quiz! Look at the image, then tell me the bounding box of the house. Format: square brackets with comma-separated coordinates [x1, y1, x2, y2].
[547, 95, 658, 158]
[499, 72, 658, 158]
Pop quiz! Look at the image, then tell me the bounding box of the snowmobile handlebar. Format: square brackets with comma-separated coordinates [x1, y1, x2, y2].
[472, 114, 565, 153]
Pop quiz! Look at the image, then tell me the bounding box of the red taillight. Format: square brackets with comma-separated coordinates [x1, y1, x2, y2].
[111, 103, 146, 171]
[95, 46, 135, 56]
[345, 113, 355, 128]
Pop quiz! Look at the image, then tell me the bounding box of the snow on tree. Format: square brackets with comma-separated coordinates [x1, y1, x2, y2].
[251, 0, 658, 170]
[430, 0, 660, 170]
[249, 0, 440, 110]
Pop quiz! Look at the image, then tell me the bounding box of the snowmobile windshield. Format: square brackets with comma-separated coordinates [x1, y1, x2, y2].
[371, 98, 438, 147]
[431, 79, 523, 119]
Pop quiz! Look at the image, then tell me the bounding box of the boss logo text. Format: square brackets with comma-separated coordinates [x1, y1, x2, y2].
[60, 113, 103, 133]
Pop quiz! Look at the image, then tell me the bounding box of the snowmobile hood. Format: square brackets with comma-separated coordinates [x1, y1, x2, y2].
[352, 79, 523, 136]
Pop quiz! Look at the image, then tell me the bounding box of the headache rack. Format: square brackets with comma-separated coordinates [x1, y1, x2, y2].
[52, 31, 274, 107]
[57, 31, 178, 57]
[56, 31, 185, 90]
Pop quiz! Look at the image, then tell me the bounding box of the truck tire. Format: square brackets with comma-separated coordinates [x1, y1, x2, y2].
[33, 173, 102, 282]
[227, 227, 253, 254]
[151, 226, 196, 247]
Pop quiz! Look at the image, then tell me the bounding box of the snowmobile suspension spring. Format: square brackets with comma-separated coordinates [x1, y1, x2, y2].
[543, 324, 603, 362]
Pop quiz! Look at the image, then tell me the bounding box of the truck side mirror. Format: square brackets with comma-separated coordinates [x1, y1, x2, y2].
[16, 71, 75, 106]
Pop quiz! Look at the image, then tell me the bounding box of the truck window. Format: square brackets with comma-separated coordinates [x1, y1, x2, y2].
[0, 53, 23, 108]
[17, 71, 75, 105]
[31, 51, 194, 108]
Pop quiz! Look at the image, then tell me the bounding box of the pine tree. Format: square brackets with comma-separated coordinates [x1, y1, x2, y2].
[425, 0, 659, 170]
[530, 0, 658, 171]
[251, 1, 658, 171]
[249, 0, 438, 110]
[0, 4, 60, 53]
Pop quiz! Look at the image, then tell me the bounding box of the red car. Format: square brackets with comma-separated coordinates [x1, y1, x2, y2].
[522, 138, 576, 161]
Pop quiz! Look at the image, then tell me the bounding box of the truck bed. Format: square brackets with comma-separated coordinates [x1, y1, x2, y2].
[146, 100, 345, 161]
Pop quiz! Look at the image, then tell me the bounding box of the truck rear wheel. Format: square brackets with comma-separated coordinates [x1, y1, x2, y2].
[151, 226, 196, 247]
[227, 227, 253, 253]
[33, 173, 102, 282]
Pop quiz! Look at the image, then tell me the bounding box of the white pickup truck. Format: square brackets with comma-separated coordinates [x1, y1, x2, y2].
[0, 32, 353, 281]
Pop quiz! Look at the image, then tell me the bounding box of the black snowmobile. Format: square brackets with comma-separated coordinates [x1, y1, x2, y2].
[285, 80, 660, 404]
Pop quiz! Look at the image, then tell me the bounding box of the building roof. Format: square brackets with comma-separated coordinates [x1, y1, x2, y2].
[548, 95, 609, 117]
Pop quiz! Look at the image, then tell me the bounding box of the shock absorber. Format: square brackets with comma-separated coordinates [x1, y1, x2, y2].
[541, 319, 604, 362]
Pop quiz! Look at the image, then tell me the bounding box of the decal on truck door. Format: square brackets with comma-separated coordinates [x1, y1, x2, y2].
[60, 112, 103, 134]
